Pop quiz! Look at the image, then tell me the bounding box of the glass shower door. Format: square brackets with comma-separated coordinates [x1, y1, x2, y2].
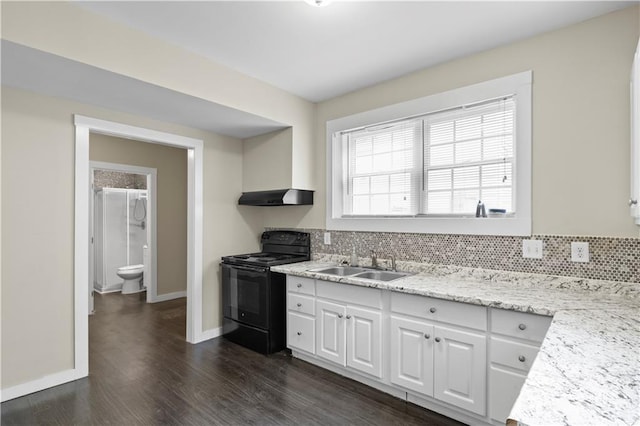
[103, 189, 128, 289]
[128, 190, 147, 266]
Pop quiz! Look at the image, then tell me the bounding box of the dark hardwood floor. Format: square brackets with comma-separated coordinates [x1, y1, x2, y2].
[2, 293, 464, 425]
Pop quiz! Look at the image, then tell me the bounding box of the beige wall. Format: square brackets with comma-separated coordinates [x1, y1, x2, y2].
[243, 128, 293, 191]
[1, 87, 265, 389]
[1, 1, 316, 191]
[263, 6, 640, 238]
[90, 134, 188, 295]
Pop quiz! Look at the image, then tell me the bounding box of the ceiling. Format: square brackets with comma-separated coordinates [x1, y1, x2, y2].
[2, 1, 636, 138]
[1, 40, 287, 139]
[76, 1, 636, 102]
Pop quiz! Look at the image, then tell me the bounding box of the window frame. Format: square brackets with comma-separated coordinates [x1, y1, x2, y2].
[326, 71, 532, 236]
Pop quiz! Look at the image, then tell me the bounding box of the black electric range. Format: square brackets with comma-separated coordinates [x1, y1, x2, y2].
[221, 230, 310, 354]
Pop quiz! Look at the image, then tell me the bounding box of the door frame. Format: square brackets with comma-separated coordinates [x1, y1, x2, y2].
[90, 161, 158, 305]
[74, 115, 204, 379]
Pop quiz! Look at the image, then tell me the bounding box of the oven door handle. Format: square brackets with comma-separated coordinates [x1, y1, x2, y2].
[224, 264, 268, 274]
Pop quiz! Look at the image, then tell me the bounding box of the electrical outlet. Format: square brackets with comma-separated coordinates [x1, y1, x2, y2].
[571, 242, 589, 263]
[324, 232, 331, 245]
[522, 239, 543, 259]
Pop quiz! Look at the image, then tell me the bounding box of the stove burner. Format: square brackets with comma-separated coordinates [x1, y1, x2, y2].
[223, 252, 305, 267]
[222, 231, 310, 268]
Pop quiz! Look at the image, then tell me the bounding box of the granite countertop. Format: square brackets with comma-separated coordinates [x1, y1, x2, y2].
[272, 257, 640, 426]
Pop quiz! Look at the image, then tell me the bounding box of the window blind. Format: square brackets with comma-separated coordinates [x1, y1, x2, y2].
[423, 97, 515, 215]
[345, 120, 421, 216]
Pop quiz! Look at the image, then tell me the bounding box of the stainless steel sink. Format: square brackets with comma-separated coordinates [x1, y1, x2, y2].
[352, 270, 411, 282]
[312, 266, 369, 276]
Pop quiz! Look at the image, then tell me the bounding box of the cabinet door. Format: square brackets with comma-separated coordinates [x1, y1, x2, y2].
[434, 325, 487, 416]
[489, 366, 526, 423]
[346, 306, 383, 379]
[316, 299, 346, 366]
[389, 315, 434, 396]
[287, 312, 315, 354]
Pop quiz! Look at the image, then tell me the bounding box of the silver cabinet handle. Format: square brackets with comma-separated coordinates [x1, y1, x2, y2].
[297, 303, 302, 307]
[346, 315, 352, 319]
[297, 283, 302, 288]
[429, 307, 437, 313]
[629, 199, 638, 206]
[338, 313, 343, 318]
[518, 323, 527, 330]
[424, 333, 431, 339]
[518, 355, 526, 362]
[297, 331, 302, 336]
[435, 337, 441, 342]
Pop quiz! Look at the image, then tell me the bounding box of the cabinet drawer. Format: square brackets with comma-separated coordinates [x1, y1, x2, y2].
[391, 292, 487, 331]
[287, 276, 315, 296]
[489, 366, 527, 423]
[287, 312, 315, 354]
[490, 336, 540, 373]
[316, 280, 381, 309]
[490, 309, 552, 343]
[288, 293, 315, 316]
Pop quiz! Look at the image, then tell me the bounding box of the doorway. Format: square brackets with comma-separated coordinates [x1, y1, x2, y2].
[89, 162, 158, 312]
[74, 115, 205, 382]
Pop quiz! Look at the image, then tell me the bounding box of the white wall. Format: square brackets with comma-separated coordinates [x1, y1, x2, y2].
[0, 87, 265, 389]
[263, 5, 640, 238]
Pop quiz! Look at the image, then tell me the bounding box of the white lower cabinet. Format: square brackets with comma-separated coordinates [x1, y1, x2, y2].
[390, 315, 434, 395]
[285, 274, 552, 425]
[287, 311, 315, 353]
[316, 291, 383, 379]
[286, 276, 316, 355]
[489, 366, 527, 423]
[488, 309, 552, 423]
[434, 325, 487, 415]
[390, 315, 486, 416]
[316, 299, 346, 365]
[345, 305, 383, 378]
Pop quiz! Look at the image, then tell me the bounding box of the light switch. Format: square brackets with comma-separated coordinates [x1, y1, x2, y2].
[522, 239, 543, 259]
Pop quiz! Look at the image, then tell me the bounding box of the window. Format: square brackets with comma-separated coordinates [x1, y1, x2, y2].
[327, 71, 532, 236]
[345, 121, 420, 216]
[423, 97, 514, 215]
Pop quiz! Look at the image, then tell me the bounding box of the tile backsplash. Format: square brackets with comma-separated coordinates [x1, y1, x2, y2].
[277, 228, 639, 284]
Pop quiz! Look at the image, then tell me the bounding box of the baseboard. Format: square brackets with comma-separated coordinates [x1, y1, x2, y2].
[94, 284, 123, 294]
[192, 326, 223, 344]
[1, 368, 85, 402]
[150, 290, 186, 303]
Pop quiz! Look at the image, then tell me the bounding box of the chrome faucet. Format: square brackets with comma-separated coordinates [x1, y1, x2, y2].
[370, 250, 378, 269]
[390, 255, 397, 272]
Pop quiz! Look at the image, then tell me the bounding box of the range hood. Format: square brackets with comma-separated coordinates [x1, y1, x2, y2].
[238, 189, 314, 206]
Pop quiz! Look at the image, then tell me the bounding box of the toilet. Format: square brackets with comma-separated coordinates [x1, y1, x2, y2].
[117, 264, 144, 294]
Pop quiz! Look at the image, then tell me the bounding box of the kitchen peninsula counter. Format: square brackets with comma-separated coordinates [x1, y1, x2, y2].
[272, 257, 640, 426]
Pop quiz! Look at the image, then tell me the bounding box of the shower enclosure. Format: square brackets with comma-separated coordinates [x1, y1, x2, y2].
[93, 188, 148, 293]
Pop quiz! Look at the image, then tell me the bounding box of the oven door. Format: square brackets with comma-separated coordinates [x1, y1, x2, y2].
[222, 263, 269, 329]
